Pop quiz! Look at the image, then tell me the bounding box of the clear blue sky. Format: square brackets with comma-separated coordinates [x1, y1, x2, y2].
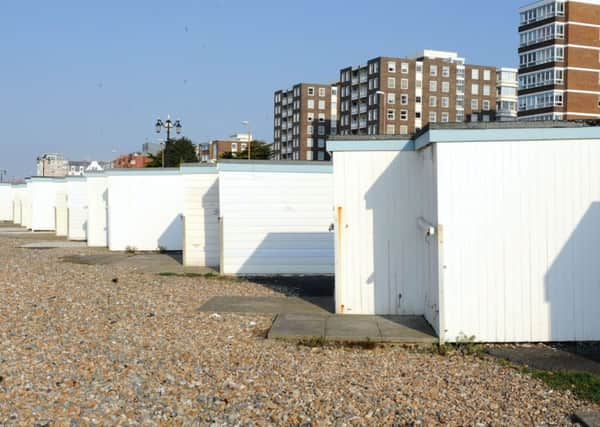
[0, 0, 522, 179]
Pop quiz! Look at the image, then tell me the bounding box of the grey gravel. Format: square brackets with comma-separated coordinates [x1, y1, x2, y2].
[0, 236, 598, 425]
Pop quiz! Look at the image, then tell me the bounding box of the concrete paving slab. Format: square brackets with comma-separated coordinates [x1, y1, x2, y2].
[21, 241, 87, 249]
[377, 316, 441, 343]
[268, 313, 438, 344]
[574, 411, 600, 427]
[325, 316, 381, 341]
[268, 314, 326, 340]
[199, 296, 331, 315]
[488, 346, 600, 376]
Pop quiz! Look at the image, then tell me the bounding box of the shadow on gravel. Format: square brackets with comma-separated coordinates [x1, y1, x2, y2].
[242, 276, 335, 313]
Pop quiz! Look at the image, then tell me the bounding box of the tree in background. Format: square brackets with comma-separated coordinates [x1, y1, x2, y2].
[147, 137, 198, 167]
[220, 140, 271, 160]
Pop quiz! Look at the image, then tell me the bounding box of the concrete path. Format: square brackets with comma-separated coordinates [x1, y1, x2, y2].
[199, 296, 438, 344]
[21, 241, 87, 249]
[488, 346, 600, 376]
[62, 252, 217, 275]
[574, 411, 600, 427]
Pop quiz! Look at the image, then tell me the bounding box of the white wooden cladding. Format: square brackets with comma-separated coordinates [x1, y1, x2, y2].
[332, 137, 600, 343]
[436, 141, 600, 343]
[182, 172, 220, 267]
[12, 187, 24, 225]
[21, 183, 32, 229]
[333, 151, 426, 316]
[86, 175, 108, 247]
[0, 185, 12, 222]
[55, 182, 68, 237]
[107, 173, 183, 251]
[219, 170, 334, 275]
[29, 180, 59, 231]
[66, 179, 88, 241]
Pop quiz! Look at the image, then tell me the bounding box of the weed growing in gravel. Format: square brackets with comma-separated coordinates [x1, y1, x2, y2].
[523, 368, 600, 404]
[432, 334, 486, 356]
[297, 336, 326, 348]
[125, 246, 137, 254]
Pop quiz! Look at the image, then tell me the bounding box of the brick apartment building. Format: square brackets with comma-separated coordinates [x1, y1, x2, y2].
[518, 0, 600, 120]
[113, 153, 151, 168]
[272, 83, 338, 161]
[339, 50, 498, 137]
[207, 140, 249, 160]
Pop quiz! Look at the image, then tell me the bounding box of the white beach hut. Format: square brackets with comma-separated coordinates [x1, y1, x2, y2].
[329, 123, 600, 343]
[0, 183, 13, 222]
[86, 172, 108, 247]
[218, 160, 334, 275]
[55, 181, 68, 237]
[20, 179, 32, 229]
[181, 164, 220, 267]
[28, 177, 61, 231]
[106, 169, 183, 251]
[66, 176, 88, 241]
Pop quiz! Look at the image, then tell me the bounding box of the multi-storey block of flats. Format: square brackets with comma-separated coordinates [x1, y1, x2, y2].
[338, 50, 498, 137]
[272, 83, 339, 161]
[518, 0, 600, 120]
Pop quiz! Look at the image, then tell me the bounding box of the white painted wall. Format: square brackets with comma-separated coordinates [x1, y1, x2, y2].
[107, 171, 183, 251]
[55, 182, 68, 237]
[333, 150, 425, 315]
[219, 166, 334, 275]
[182, 168, 219, 267]
[86, 175, 108, 247]
[29, 179, 59, 231]
[0, 184, 13, 222]
[66, 178, 88, 241]
[436, 140, 600, 343]
[21, 183, 32, 229]
[12, 186, 24, 225]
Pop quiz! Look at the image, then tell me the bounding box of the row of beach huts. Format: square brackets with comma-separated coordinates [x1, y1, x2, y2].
[2, 122, 600, 343]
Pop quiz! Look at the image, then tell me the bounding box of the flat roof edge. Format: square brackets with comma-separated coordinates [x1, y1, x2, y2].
[327, 140, 415, 152]
[218, 161, 332, 173]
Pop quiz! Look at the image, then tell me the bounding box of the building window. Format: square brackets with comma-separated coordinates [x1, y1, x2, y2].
[442, 66, 450, 78]
[231, 143, 238, 151]
[387, 93, 396, 104]
[307, 138, 313, 147]
[308, 87, 315, 96]
[441, 112, 449, 123]
[442, 81, 450, 93]
[318, 126, 325, 135]
[400, 110, 408, 121]
[306, 151, 313, 160]
[318, 87, 326, 97]
[416, 111, 421, 118]
[307, 113, 314, 122]
[482, 114, 490, 122]
[429, 112, 437, 123]
[388, 77, 396, 89]
[401, 94, 408, 105]
[472, 69, 479, 79]
[318, 113, 325, 122]
[415, 96, 422, 104]
[331, 87, 337, 96]
[483, 85, 491, 96]
[483, 69, 491, 81]
[471, 99, 478, 110]
[401, 79, 409, 89]
[387, 109, 396, 120]
[429, 81, 437, 92]
[399, 125, 408, 135]
[386, 124, 395, 135]
[430, 65, 438, 77]
[307, 99, 314, 109]
[401, 62, 409, 74]
[441, 97, 449, 108]
[483, 100, 490, 111]
[471, 113, 479, 122]
[307, 125, 313, 133]
[317, 152, 325, 161]
[318, 100, 326, 110]
[471, 84, 479, 95]
[456, 110, 464, 122]
[429, 96, 437, 107]
[388, 61, 396, 72]
[318, 138, 325, 148]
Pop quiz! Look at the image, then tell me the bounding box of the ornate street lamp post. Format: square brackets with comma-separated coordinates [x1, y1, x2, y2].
[155, 115, 182, 166]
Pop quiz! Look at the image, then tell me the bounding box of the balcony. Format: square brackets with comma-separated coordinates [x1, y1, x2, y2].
[351, 107, 358, 115]
[351, 92, 359, 101]
[359, 120, 367, 129]
[351, 122, 359, 130]
[359, 104, 368, 114]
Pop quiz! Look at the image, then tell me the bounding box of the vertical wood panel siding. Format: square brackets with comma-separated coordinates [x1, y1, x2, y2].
[219, 171, 334, 275]
[12, 187, 24, 225]
[0, 185, 13, 222]
[333, 151, 426, 315]
[86, 176, 108, 247]
[29, 181, 59, 231]
[54, 183, 68, 237]
[66, 180, 88, 241]
[21, 184, 32, 229]
[182, 173, 220, 267]
[437, 140, 600, 342]
[107, 174, 183, 251]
